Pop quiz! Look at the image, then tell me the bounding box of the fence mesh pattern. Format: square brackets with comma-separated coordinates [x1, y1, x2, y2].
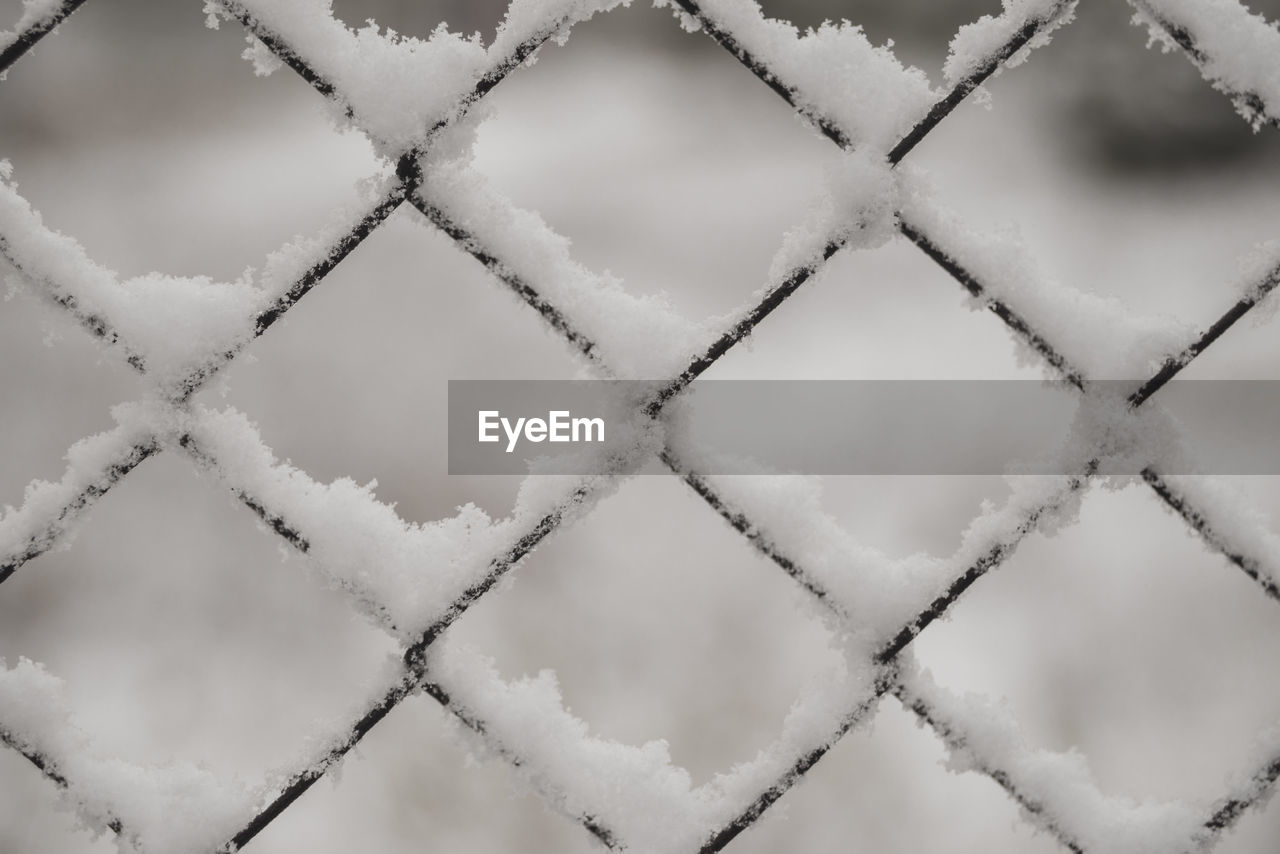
[2, 0, 1280, 852]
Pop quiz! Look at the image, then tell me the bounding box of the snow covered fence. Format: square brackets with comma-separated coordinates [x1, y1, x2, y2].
[2, 0, 1280, 852]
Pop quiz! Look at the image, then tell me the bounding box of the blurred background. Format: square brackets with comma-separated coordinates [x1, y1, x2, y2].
[3, 0, 1280, 851]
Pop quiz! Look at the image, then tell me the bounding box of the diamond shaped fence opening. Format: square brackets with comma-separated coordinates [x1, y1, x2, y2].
[2, 1, 1280, 853]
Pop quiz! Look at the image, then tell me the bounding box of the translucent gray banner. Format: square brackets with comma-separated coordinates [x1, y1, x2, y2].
[447, 380, 1280, 475]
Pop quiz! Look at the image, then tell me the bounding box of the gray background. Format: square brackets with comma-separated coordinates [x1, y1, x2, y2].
[3, 0, 1280, 851]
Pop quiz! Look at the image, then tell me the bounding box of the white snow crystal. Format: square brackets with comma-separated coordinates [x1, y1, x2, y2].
[218, 0, 632, 155]
[492, 0, 634, 55]
[702, 652, 878, 837]
[0, 414, 155, 567]
[1057, 384, 1190, 476]
[1, 0, 65, 43]
[427, 640, 714, 853]
[769, 149, 901, 282]
[174, 403, 632, 642]
[662, 470, 947, 649]
[1153, 474, 1280, 595]
[241, 33, 284, 75]
[898, 171, 1196, 380]
[900, 666, 1206, 854]
[1130, 0, 1280, 129]
[420, 156, 707, 379]
[177, 404, 501, 640]
[0, 658, 259, 854]
[944, 0, 1077, 88]
[0, 175, 267, 388]
[213, 0, 490, 153]
[1237, 238, 1280, 323]
[655, 0, 937, 151]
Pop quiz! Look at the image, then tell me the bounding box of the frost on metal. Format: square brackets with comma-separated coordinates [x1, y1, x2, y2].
[1, 0, 1279, 852]
[1129, 0, 1280, 129]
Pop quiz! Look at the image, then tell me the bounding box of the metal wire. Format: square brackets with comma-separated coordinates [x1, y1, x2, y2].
[1127, 0, 1280, 131]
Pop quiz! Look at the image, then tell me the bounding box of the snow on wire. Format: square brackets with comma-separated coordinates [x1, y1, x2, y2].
[1, 0, 1280, 852]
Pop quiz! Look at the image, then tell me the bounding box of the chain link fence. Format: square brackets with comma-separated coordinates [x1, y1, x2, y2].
[1, 0, 1279, 851]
